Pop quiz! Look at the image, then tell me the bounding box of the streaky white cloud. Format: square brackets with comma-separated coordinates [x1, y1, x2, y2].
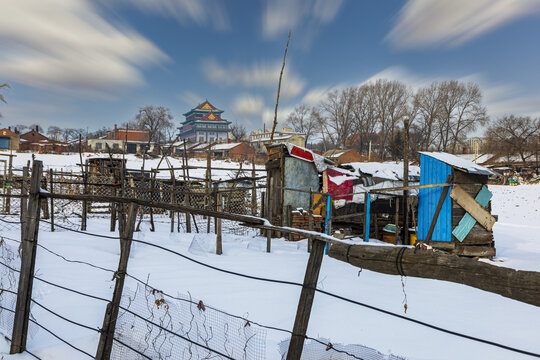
[0, 0, 168, 95]
[116, 0, 230, 31]
[387, 0, 540, 49]
[261, 106, 295, 127]
[201, 58, 306, 99]
[301, 83, 346, 105]
[178, 91, 204, 106]
[262, 0, 344, 38]
[231, 95, 265, 118]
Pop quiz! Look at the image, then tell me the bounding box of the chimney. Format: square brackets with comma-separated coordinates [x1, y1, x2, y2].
[114, 124, 118, 131]
[35, 125, 39, 132]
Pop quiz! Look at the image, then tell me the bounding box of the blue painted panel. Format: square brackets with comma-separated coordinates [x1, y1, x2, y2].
[418, 154, 452, 242]
[0, 138, 9, 149]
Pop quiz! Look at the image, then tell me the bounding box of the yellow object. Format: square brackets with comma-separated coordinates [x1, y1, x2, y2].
[312, 193, 325, 216]
[410, 233, 417, 246]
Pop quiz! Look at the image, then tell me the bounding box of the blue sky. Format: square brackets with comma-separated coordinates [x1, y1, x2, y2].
[1, 0, 540, 134]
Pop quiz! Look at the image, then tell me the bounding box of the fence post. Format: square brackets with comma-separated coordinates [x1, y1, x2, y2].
[364, 192, 370, 242]
[20, 166, 28, 241]
[95, 202, 139, 360]
[251, 159, 257, 216]
[216, 193, 222, 255]
[308, 189, 313, 253]
[82, 163, 88, 231]
[286, 238, 325, 360]
[10, 160, 43, 354]
[49, 169, 54, 232]
[266, 190, 272, 253]
[185, 191, 191, 233]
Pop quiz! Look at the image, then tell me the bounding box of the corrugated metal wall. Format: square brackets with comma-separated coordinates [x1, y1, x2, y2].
[418, 154, 452, 242]
[283, 157, 320, 226]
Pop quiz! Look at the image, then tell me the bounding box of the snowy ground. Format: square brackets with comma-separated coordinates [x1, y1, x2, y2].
[0, 151, 265, 181]
[0, 154, 539, 360]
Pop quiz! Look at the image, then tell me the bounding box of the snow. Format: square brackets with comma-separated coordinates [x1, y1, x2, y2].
[344, 162, 420, 181]
[211, 142, 242, 150]
[419, 151, 498, 176]
[1, 158, 540, 360]
[0, 151, 266, 181]
[455, 153, 493, 165]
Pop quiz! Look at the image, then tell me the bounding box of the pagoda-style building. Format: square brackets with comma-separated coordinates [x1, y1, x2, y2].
[179, 100, 231, 143]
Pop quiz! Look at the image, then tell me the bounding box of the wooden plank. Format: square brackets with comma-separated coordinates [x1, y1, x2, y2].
[453, 245, 496, 257]
[95, 203, 138, 360]
[450, 184, 495, 235]
[328, 243, 540, 307]
[11, 161, 42, 354]
[286, 239, 325, 360]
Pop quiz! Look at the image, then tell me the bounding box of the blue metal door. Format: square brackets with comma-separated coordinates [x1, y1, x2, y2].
[0, 137, 9, 149]
[418, 154, 452, 242]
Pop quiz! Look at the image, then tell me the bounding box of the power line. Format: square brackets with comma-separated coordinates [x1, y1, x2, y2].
[21, 220, 540, 358]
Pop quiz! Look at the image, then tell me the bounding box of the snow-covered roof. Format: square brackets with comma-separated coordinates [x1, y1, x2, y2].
[342, 162, 420, 181]
[419, 151, 498, 176]
[455, 153, 492, 165]
[212, 142, 242, 150]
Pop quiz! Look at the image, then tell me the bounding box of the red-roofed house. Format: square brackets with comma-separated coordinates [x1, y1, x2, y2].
[19, 129, 68, 153]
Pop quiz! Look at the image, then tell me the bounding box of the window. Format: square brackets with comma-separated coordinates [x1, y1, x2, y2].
[113, 143, 119, 149]
[96, 143, 102, 150]
[199, 137, 205, 142]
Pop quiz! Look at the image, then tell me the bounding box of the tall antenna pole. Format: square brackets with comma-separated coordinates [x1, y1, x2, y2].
[270, 30, 291, 144]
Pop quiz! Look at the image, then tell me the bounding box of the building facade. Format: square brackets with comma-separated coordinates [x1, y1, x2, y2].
[88, 124, 154, 154]
[249, 128, 306, 153]
[179, 101, 231, 143]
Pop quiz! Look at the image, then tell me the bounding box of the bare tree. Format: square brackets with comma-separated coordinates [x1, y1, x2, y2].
[47, 126, 62, 141]
[437, 81, 487, 152]
[414, 82, 443, 150]
[318, 88, 357, 149]
[286, 104, 317, 146]
[485, 115, 540, 163]
[229, 122, 247, 141]
[350, 84, 378, 154]
[0, 83, 9, 118]
[135, 106, 174, 144]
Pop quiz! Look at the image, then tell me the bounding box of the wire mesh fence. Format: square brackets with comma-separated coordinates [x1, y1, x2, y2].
[0, 238, 20, 337]
[112, 283, 267, 360]
[279, 338, 407, 360]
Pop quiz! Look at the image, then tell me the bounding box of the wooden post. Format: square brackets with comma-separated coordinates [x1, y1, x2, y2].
[425, 175, 453, 243]
[6, 153, 13, 214]
[216, 193, 222, 255]
[49, 169, 54, 232]
[251, 159, 257, 216]
[170, 173, 175, 233]
[110, 187, 117, 232]
[286, 238, 325, 360]
[260, 191, 266, 237]
[308, 189, 313, 253]
[149, 174, 155, 232]
[81, 162, 88, 231]
[10, 160, 43, 354]
[364, 192, 370, 242]
[394, 197, 399, 243]
[403, 118, 410, 245]
[287, 205, 293, 241]
[185, 191, 191, 233]
[20, 166, 28, 241]
[266, 189, 272, 253]
[95, 203, 139, 360]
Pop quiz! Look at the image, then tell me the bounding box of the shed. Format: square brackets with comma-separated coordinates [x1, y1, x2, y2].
[0, 128, 20, 151]
[212, 142, 255, 160]
[417, 152, 499, 257]
[265, 143, 331, 228]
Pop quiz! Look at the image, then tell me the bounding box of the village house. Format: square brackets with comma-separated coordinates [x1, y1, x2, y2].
[178, 100, 231, 143]
[0, 128, 20, 151]
[19, 128, 68, 153]
[249, 128, 306, 153]
[211, 142, 255, 160]
[88, 125, 153, 154]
